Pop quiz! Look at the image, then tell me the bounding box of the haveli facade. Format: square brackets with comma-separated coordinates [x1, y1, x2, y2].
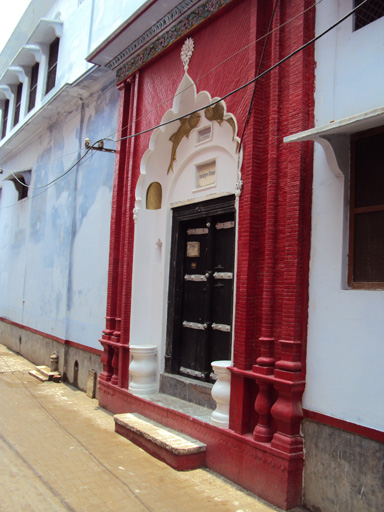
[1, 1, 383, 511]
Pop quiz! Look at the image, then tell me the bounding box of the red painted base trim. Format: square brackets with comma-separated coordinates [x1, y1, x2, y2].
[303, 409, 384, 443]
[115, 422, 206, 470]
[0, 317, 102, 356]
[100, 381, 303, 510]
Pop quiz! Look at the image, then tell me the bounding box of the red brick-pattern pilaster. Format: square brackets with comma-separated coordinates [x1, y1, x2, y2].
[230, 0, 314, 460]
[118, 72, 141, 389]
[99, 82, 131, 382]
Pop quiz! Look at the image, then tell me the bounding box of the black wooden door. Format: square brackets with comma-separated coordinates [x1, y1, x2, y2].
[169, 202, 235, 382]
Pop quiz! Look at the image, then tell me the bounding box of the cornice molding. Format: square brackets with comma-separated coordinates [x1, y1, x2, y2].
[115, 0, 234, 84]
[107, 0, 200, 71]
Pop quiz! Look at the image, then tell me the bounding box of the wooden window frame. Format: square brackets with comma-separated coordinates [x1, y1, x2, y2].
[348, 126, 384, 289]
[45, 38, 59, 95]
[13, 82, 23, 127]
[1, 99, 9, 139]
[28, 62, 39, 112]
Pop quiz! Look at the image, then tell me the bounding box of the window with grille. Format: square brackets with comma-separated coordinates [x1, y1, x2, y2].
[13, 83, 23, 127]
[46, 38, 59, 94]
[354, 0, 384, 30]
[28, 62, 39, 112]
[1, 99, 9, 139]
[349, 127, 384, 287]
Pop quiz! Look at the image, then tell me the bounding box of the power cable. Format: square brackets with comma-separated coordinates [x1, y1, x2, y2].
[0, 0, 325, 193]
[102, 0, 325, 142]
[104, 0, 367, 145]
[0, 0, 368, 206]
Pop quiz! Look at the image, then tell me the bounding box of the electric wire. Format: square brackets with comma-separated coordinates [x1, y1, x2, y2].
[106, 0, 368, 145]
[0, 150, 94, 209]
[0, 0, 368, 207]
[102, 0, 325, 142]
[9, 149, 91, 189]
[0, 0, 328, 193]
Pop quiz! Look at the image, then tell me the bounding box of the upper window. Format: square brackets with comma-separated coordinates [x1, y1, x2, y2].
[46, 38, 59, 94]
[1, 99, 9, 139]
[354, 0, 384, 30]
[28, 62, 39, 112]
[349, 127, 384, 287]
[13, 83, 23, 127]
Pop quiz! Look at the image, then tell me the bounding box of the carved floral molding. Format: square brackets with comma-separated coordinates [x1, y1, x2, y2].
[115, 0, 233, 83]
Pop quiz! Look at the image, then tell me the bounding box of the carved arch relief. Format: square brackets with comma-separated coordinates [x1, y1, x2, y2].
[135, 71, 242, 217]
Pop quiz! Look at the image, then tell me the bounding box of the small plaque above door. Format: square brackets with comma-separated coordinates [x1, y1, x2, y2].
[186, 241, 200, 258]
[196, 160, 216, 188]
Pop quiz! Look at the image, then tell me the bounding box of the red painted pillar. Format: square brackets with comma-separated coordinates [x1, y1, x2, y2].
[268, 0, 314, 455]
[229, 0, 260, 435]
[252, 2, 282, 442]
[99, 80, 132, 383]
[118, 72, 140, 390]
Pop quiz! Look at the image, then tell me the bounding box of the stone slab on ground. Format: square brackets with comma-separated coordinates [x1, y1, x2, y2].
[28, 369, 49, 382]
[115, 412, 206, 470]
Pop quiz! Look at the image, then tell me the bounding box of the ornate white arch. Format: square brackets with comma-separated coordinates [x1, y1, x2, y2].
[129, 61, 243, 390]
[135, 71, 242, 217]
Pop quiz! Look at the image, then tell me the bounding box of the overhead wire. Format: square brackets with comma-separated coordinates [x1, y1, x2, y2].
[102, 0, 325, 142]
[0, 0, 327, 198]
[108, 0, 369, 145]
[0, 0, 368, 208]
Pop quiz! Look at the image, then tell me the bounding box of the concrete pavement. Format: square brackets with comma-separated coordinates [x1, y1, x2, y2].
[0, 344, 303, 512]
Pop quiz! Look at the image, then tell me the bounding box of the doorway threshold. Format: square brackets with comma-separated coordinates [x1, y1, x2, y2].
[159, 372, 216, 410]
[139, 389, 213, 424]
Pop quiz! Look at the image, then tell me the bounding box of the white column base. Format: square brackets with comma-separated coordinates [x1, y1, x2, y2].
[210, 360, 231, 428]
[128, 345, 157, 395]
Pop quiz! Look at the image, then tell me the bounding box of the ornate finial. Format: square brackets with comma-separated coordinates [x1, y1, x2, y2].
[180, 38, 194, 72]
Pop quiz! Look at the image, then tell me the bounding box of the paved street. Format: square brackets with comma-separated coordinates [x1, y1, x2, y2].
[0, 344, 293, 512]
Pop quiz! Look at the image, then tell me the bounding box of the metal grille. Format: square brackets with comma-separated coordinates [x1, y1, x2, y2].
[354, 0, 384, 30]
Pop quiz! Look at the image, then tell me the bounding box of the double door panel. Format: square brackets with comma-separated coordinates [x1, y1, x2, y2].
[178, 211, 235, 381]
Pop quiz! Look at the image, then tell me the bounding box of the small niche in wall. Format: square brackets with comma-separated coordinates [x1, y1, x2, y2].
[196, 160, 216, 189]
[146, 182, 162, 209]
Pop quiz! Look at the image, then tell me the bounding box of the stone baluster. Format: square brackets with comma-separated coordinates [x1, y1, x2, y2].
[211, 360, 232, 428]
[253, 337, 275, 442]
[270, 339, 304, 454]
[128, 345, 157, 395]
[111, 346, 119, 385]
[99, 342, 113, 382]
[253, 380, 273, 442]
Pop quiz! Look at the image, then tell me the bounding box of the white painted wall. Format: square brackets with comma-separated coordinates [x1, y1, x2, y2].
[0, 0, 147, 143]
[0, 81, 118, 348]
[304, 0, 384, 431]
[0, 0, 122, 350]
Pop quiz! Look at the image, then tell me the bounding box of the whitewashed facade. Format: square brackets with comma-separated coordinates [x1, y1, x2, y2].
[0, 0, 145, 389]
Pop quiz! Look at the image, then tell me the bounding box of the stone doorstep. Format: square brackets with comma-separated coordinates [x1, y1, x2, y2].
[35, 366, 60, 379]
[28, 370, 50, 382]
[114, 413, 207, 470]
[28, 365, 61, 383]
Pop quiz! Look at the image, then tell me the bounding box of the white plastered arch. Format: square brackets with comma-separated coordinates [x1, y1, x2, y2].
[129, 72, 242, 388]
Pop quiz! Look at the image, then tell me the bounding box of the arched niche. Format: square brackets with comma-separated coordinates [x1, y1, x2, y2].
[146, 182, 162, 210]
